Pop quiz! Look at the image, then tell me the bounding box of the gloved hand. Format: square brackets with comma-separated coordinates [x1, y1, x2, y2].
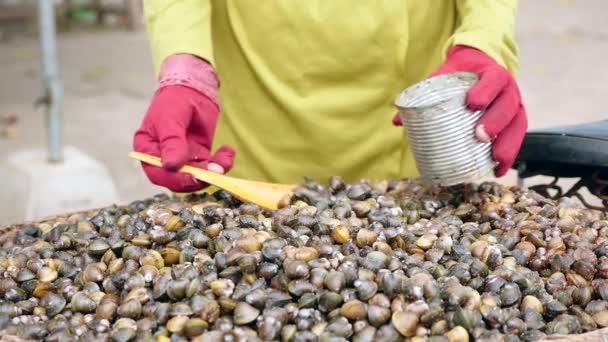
[133, 55, 235, 192]
[393, 45, 528, 177]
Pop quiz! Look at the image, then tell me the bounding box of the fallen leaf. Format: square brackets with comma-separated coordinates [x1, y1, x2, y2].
[81, 65, 110, 82]
[534, 64, 545, 75]
[13, 47, 36, 61]
[1, 127, 20, 139]
[126, 72, 137, 82]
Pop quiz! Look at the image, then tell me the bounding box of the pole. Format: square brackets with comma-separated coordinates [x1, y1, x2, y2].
[38, 0, 64, 162]
[516, 163, 526, 189]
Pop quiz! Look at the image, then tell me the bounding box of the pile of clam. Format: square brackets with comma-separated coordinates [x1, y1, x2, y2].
[0, 177, 607, 342]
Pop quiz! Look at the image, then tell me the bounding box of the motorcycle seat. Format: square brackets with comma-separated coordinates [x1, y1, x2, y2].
[514, 119, 608, 178]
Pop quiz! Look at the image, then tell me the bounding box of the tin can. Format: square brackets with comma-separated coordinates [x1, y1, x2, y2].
[395, 72, 494, 186]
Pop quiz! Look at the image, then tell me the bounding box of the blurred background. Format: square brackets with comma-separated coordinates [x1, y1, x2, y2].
[0, 0, 606, 225]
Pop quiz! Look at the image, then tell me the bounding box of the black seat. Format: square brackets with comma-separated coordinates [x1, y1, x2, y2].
[513, 120, 608, 210]
[514, 120, 608, 178]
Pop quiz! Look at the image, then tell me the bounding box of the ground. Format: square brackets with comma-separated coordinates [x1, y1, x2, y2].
[0, 0, 606, 225]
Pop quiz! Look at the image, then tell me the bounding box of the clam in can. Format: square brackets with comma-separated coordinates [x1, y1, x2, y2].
[395, 72, 494, 186]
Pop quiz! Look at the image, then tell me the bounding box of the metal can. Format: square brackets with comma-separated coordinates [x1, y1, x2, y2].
[394, 72, 493, 186]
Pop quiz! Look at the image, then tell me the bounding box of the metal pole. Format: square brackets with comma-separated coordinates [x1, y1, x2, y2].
[516, 163, 526, 189]
[38, 0, 64, 162]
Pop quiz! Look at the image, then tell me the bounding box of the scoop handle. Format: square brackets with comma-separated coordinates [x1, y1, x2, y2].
[129, 151, 241, 190]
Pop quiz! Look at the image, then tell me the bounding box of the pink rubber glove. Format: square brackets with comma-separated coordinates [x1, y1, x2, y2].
[393, 45, 528, 177]
[133, 55, 235, 192]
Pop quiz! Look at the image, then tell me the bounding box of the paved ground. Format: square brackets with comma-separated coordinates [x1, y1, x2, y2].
[1, 0, 606, 225]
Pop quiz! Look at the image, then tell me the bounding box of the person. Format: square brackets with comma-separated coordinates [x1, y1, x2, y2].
[134, 1, 527, 193]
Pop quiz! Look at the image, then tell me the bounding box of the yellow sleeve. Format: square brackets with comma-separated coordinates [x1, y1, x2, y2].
[445, 0, 519, 75]
[143, 0, 214, 78]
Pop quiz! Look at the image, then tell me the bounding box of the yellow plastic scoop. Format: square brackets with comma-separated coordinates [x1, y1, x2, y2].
[129, 151, 297, 210]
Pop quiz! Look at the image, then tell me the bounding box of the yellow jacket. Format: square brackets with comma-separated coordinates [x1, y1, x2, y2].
[143, 1, 518, 184]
